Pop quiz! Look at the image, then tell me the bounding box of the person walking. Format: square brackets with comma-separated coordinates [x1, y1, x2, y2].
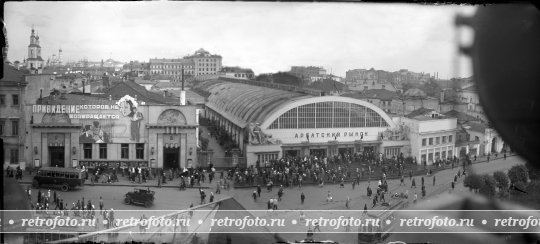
[99, 196, 104, 214]
[345, 196, 350, 209]
[209, 192, 214, 203]
[411, 178, 416, 188]
[421, 176, 425, 186]
[504, 152, 507, 160]
[252, 191, 257, 202]
[413, 192, 418, 204]
[257, 185, 262, 198]
[433, 175, 436, 186]
[301, 192, 305, 205]
[400, 175, 405, 186]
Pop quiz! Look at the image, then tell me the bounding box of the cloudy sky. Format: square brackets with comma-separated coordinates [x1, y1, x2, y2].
[5, 2, 475, 78]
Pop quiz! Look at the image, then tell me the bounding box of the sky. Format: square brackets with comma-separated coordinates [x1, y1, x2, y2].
[5, 2, 476, 78]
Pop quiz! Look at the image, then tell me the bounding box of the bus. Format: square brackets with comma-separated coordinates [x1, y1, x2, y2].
[32, 167, 85, 191]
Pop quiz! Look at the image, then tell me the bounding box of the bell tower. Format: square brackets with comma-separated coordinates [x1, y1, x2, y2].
[26, 26, 44, 74]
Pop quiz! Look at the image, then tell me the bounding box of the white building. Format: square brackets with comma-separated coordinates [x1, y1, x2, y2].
[401, 108, 457, 165]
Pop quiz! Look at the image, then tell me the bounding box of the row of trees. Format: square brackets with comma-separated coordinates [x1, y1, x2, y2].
[464, 164, 533, 199]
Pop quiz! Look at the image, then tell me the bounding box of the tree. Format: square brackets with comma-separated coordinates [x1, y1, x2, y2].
[420, 79, 442, 97]
[507, 164, 529, 184]
[493, 171, 510, 191]
[464, 174, 484, 193]
[479, 174, 497, 198]
[525, 162, 540, 180]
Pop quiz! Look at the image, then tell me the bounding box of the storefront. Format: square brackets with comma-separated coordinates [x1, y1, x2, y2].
[25, 93, 199, 170]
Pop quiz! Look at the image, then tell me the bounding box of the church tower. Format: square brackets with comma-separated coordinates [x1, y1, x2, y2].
[26, 26, 44, 74]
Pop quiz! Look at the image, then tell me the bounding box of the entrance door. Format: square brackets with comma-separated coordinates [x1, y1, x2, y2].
[491, 138, 497, 153]
[309, 149, 326, 158]
[284, 150, 298, 157]
[49, 147, 65, 167]
[163, 147, 180, 169]
[338, 148, 352, 157]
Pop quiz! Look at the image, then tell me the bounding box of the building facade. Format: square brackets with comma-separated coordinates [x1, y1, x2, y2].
[24, 93, 199, 170]
[185, 49, 222, 77]
[1, 64, 27, 167]
[149, 58, 195, 82]
[195, 78, 410, 167]
[401, 109, 457, 165]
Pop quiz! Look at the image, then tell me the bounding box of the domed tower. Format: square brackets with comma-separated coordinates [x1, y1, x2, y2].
[58, 47, 63, 65]
[26, 26, 44, 73]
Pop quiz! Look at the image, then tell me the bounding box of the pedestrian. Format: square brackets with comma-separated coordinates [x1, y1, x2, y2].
[352, 181, 356, 190]
[433, 175, 436, 186]
[327, 191, 333, 202]
[363, 204, 368, 214]
[209, 192, 214, 203]
[400, 175, 404, 186]
[504, 152, 507, 160]
[301, 192, 305, 205]
[411, 178, 416, 188]
[99, 196, 104, 214]
[257, 185, 261, 197]
[273, 199, 278, 210]
[313, 220, 321, 232]
[451, 181, 455, 191]
[372, 197, 377, 208]
[421, 177, 424, 186]
[413, 193, 418, 204]
[487, 154, 490, 162]
[454, 174, 458, 183]
[346, 196, 350, 209]
[252, 191, 257, 202]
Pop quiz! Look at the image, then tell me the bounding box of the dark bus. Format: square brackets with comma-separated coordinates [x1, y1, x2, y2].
[32, 167, 85, 191]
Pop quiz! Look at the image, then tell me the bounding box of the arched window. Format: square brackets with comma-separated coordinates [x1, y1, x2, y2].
[268, 102, 389, 129]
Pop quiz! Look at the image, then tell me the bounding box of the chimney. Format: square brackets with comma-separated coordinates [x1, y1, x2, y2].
[180, 67, 186, 105]
[440, 90, 445, 103]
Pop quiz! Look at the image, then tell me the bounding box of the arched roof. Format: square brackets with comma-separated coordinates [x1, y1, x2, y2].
[195, 79, 311, 127]
[260, 96, 396, 130]
[196, 79, 395, 129]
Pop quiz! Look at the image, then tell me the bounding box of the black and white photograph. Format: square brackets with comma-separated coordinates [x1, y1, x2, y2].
[2, 2, 540, 244]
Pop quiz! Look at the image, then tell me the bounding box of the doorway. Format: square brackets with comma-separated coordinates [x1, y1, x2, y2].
[309, 148, 326, 158]
[284, 150, 299, 157]
[163, 147, 180, 169]
[49, 146, 65, 167]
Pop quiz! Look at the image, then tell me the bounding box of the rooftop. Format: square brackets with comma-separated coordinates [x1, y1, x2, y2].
[405, 107, 449, 121]
[1, 63, 28, 83]
[104, 80, 179, 105]
[194, 78, 311, 127]
[342, 89, 398, 100]
[443, 110, 481, 122]
[461, 121, 486, 133]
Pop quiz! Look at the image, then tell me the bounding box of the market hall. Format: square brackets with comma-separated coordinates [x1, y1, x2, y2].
[195, 78, 409, 167]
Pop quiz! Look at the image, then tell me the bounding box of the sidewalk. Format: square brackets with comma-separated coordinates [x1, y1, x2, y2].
[17, 173, 214, 189]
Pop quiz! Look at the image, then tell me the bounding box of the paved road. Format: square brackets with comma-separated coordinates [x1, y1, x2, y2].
[19, 155, 526, 243]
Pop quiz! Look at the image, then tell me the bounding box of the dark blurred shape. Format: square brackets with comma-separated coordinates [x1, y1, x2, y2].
[457, 4, 540, 167]
[388, 193, 540, 244]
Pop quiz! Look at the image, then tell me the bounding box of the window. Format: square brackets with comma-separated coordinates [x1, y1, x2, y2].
[429, 138, 433, 145]
[11, 120, 18, 135]
[384, 147, 401, 157]
[0, 95, 5, 105]
[442, 136, 446, 143]
[10, 149, 18, 164]
[136, 143, 144, 159]
[12, 95, 19, 106]
[83, 144, 92, 159]
[422, 138, 426, 146]
[436, 137, 440, 144]
[99, 144, 107, 159]
[449, 135, 453, 142]
[121, 144, 129, 159]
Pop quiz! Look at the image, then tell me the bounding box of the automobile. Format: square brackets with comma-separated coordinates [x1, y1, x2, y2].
[124, 188, 155, 208]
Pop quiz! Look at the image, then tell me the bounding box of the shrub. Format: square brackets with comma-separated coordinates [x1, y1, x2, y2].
[479, 174, 497, 198]
[493, 171, 510, 191]
[507, 165, 529, 184]
[464, 174, 484, 193]
[525, 162, 540, 180]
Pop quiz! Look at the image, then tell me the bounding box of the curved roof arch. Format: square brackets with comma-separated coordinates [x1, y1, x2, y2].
[260, 96, 396, 130]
